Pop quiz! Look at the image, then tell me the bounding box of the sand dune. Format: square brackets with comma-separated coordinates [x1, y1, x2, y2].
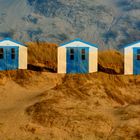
[0, 72, 63, 140]
[0, 71, 139, 140]
[26, 73, 140, 140]
[0, 49, 139, 140]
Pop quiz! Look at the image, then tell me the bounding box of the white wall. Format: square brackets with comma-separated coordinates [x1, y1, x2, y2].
[57, 47, 66, 73]
[124, 48, 133, 75]
[19, 46, 27, 69]
[89, 47, 98, 73]
[124, 42, 140, 75]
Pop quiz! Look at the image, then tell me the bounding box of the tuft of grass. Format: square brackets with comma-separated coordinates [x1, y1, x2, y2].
[104, 86, 125, 105]
[0, 70, 39, 86]
[27, 42, 58, 71]
[98, 50, 124, 74]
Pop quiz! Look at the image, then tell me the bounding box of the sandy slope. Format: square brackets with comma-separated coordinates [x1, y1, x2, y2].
[0, 72, 139, 140]
[26, 73, 140, 140]
[0, 81, 38, 139]
[0, 72, 63, 140]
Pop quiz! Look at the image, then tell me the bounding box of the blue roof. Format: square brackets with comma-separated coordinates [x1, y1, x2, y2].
[60, 38, 98, 48]
[0, 38, 27, 47]
[120, 41, 140, 49]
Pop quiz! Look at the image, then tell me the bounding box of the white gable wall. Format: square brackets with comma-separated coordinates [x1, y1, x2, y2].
[89, 47, 98, 73]
[0, 40, 27, 69]
[124, 42, 140, 75]
[61, 41, 95, 48]
[19, 47, 27, 69]
[57, 47, 66, 73]
[124, 47, 133, 75]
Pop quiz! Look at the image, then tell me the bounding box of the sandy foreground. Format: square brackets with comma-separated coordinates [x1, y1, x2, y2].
[0, 72, 62, 140]
[0, 72, 139, 140]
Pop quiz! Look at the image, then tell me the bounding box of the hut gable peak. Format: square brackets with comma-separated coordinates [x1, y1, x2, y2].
[60, 38, 98, 48]
[123, 41, 140, 49]
[0, 38, 26, 47]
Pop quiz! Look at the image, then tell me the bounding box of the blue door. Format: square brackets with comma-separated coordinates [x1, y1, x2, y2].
[0, 47, 5, 70]
[66, 47, 89, 73]
[133, 48, 140, 74]
[0, 46, 18, 70]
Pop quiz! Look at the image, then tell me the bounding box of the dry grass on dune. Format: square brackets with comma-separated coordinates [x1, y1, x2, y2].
[26, 72, 140, 140]
[27, 42, 58, 71]
[25, 50, 139, 139]
[26, 41, 124, 74]
[0, 70, 39, 86]
[98, 50, 124, 74]
[27, 45, 124, 74]
[0, 46, 139, 139]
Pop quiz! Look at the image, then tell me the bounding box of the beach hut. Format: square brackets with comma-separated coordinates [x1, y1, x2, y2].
[0, 38, 27, 70]
[58, 38, 98, 74]
[124, 41, 140, 75]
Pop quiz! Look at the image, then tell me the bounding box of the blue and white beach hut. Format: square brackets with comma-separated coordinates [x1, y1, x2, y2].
[124, 41, 140, 75]
[58, 38, 98, 74]
[0, 38, 27, 70]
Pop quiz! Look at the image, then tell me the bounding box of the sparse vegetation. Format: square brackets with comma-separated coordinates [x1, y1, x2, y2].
[25, 48, 140, 139]
[0, 45, 139, 139]
[27, 42, 58, 72]
[98, 50, 124, 74]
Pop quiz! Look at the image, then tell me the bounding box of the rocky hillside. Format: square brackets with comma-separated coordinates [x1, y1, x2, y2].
[0, 0, 140, 49]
